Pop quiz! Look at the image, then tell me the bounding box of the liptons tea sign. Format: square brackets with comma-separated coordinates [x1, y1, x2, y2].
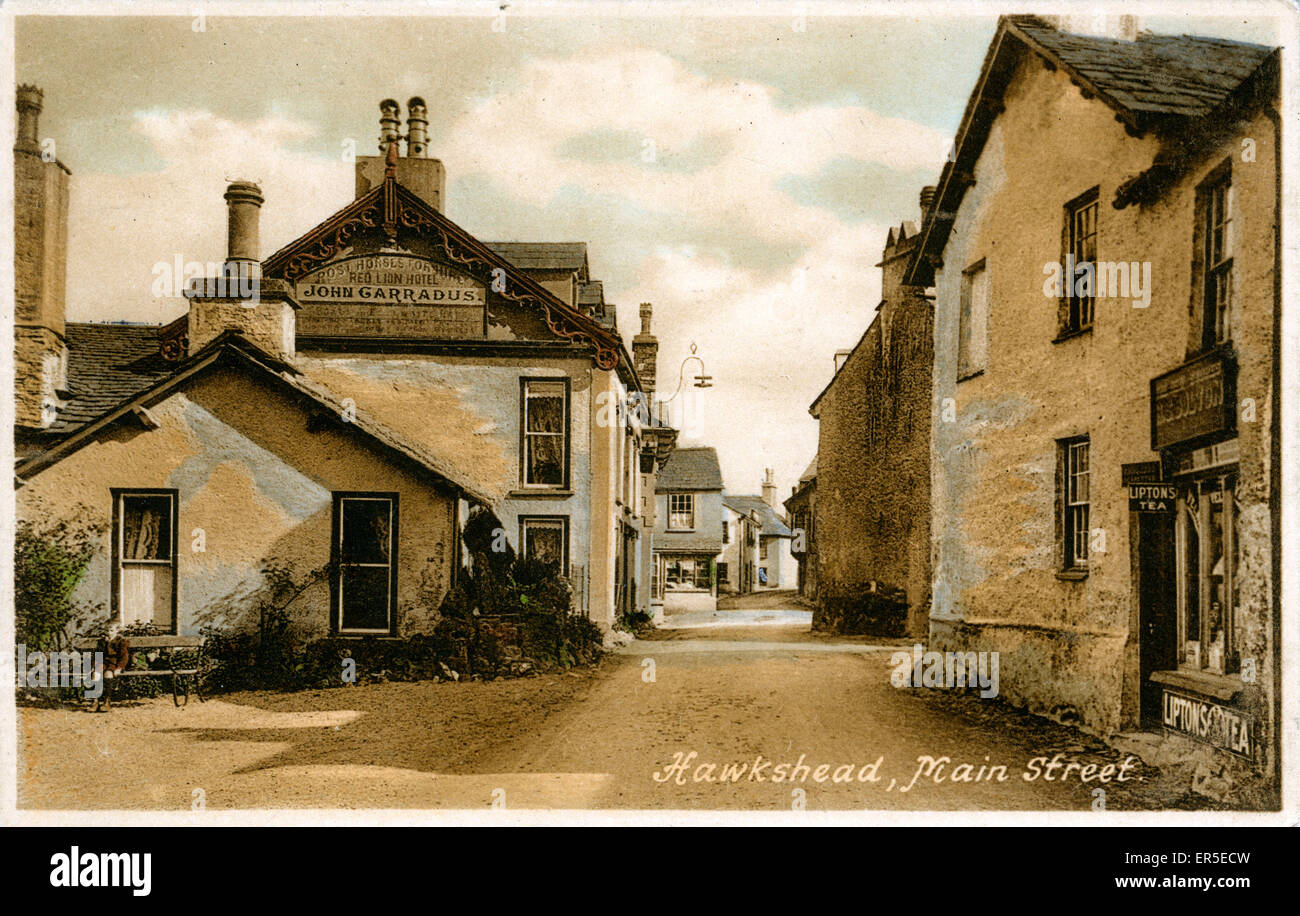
[296, 255, 486, 339]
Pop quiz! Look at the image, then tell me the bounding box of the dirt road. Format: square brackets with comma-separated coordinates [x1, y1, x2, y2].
[18, 614, 1187, 812]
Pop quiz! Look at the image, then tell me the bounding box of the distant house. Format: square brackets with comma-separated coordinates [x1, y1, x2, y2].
[652, 446, 724, 615]
[718, 498, 757, 594]
[723, 476, 794, 591]
[784, 455, 817, 600]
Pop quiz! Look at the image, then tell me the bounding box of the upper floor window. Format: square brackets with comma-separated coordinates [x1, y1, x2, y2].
[1199, 166, 1234, 350]
[722, 520, 730, 544]
[521, 379, 568, 488]
[668, 493, 695, 530]
[1062, 187, 1098, 335]
[1059, 436, 1090, 572]
[958, 259, 989, 379]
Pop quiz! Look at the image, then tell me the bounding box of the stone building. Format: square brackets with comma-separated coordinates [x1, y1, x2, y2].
[652, 446, 725, 614]
[907, 16, 1282, 803]
[14, 94, 673, 637]
[784, 455, 817, 600]
[718, 498, 758, 595]
[807, 195, 935, 636]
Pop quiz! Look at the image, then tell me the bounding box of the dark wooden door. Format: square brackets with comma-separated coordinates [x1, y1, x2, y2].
[1138, 512, 1177, 727]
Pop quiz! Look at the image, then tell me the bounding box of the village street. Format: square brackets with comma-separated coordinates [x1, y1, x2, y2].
[18, 595, 1201, 812]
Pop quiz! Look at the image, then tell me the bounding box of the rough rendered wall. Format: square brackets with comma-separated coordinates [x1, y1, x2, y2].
[929, 51, 1276, 760]
[17, 365, 458, 639]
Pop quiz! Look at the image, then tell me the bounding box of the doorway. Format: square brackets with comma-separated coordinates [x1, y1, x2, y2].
[1138, 512, 1177, 727]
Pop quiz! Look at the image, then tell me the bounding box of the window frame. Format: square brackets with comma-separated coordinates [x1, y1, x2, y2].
[518, 514, 570, 576]
[668, 492, 696, 531]
[663, 556, 712, 591]
[1175, 474, 1239, 675]
[519, 377, 571, 490]
[957, 258, 989, 380]
[1059, 187, 1099, 337]
[330, 491, 399, 637]
[722, 519, 730, 544]
[1057, 436, 1091, 572]
[1196, 162, 1234, 353]
[111, 488, 179, 634]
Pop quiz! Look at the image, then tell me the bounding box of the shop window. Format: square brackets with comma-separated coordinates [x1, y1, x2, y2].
[1176, 475, 1239, 674]
[521, 379, 568, 488]
[668, 493, 695, 530]
[114, 490, 177, 632]
[664, 557, 711, 590]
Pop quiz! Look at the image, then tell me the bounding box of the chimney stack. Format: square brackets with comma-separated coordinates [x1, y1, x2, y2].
[16, 84, 43, 151]
[355, 97, 446, 211]
[406, 97, 429, 158]
[14, 84, 70, 431]
[632, 302, 659, 402]
[919, 185, 937, 220]
[762, 469, 777, 508]
[187, 183, 297, 361]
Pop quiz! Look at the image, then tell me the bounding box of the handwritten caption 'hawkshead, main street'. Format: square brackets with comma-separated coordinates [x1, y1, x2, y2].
[652, 751, 1141, 793]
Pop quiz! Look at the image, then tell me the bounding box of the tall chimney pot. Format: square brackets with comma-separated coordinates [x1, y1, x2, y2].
[406, 97, 429, 158]
[378, 99, 401, 154]
[224, 181, 264, 272]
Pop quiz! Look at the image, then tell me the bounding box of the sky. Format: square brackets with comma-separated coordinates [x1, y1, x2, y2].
[14, 2, 1291, 506]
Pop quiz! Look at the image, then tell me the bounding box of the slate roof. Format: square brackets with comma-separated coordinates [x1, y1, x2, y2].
[1011, 16, 1272, 119]
[485, 242, 589, 274]
[50, 323, 175, 434]
[655, 446, 724, 492]
[18, 332, 494, 505]
[723, 494, 793, 538]
[907, 15, 1278, 287]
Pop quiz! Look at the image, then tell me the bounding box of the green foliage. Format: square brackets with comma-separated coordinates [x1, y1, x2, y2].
[14, 515, 104, 652]
[196, 509, 602, 695]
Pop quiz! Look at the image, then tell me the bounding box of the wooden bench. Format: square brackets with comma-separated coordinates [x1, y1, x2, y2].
[72, 635, 207, 711]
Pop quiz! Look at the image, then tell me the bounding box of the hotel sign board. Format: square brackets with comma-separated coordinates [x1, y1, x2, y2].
[295, 255, 486, 339]
[1150, 349, 1235, 451]
[1162, 688, 1255, 759]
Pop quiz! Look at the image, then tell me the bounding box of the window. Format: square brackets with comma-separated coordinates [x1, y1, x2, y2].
[113, 490, 177, 632]
[958, 259, 989, 378]
[521, 379, 568, 487]
[333, 493, 397, 635]
[668, 493, 695, 530]
[1177, 475, 1239, 674]
[664, 557, 712, 590]
[520, 516, 568, 575]
[760, 539, 769, 560]
[1063, 188, 1099, 334]
[722, 520, 730, 544]
[1199, 168, 1233, 350]
[717, 562, 729, 585]
[1059, 437, 1090, 570]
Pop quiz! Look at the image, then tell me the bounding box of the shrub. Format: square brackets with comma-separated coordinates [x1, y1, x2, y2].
[15, 515, 104, 652]
[815, 585, 909, 637]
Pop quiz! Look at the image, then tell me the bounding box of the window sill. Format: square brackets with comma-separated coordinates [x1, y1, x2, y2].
[508, 489, 573, 499]
[1052, 325, 1093, 344]
[1055, 568, 1089, 581]
[1148, 668, 1241, 703]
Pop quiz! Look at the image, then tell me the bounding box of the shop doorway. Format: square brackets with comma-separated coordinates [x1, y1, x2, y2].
[1138, 512, 1177, 727]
